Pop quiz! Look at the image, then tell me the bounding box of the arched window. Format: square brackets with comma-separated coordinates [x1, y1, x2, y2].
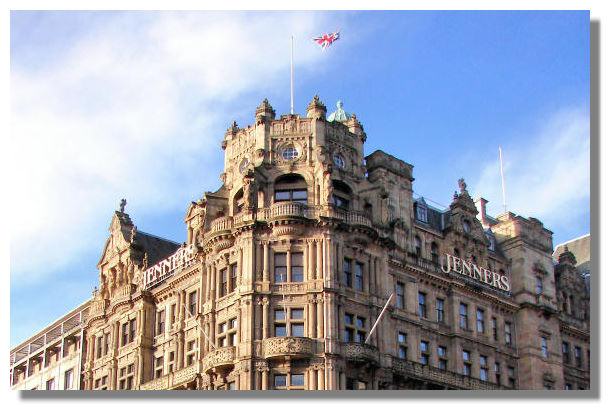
[274, 174, 308, 205]
[414, 236, 422, 258]
[431, 242, 439, 264]
[332, 180, 352, 210]
[233, 189, 244, 215]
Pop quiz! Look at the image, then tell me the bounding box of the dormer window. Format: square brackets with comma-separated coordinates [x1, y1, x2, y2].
[333, 153, 345, 169]
[416, 205, 428, 223]
[462, 219, 471, 233]
[487, 234, 496, 251]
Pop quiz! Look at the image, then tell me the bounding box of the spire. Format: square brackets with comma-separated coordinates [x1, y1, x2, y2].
[255, 98, 275, 124]
[327, 99, 352, 122]
[306, 95, 326, 119]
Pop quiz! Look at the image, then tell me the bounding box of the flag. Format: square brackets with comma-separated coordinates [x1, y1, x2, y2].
[313, 31, 340, 50]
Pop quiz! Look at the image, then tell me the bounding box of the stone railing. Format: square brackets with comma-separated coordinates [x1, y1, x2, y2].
[203, 346, 236, 371]
[343, 342, 380, 364]
[391, 357, 504, 390]
[262, 336, 314, 359]
[209, 216, 233, 234]
[140, 363, 200, 390]
[266, 201, 313, 221]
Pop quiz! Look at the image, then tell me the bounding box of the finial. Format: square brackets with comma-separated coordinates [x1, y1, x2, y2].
[119, 198, 127, 213]
[458, 178, 467, 194]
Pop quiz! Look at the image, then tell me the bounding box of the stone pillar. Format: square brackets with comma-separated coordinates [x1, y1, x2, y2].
[309, 298, 317, 338]
[317, 299, 324, 338]
[316, 240, 322, 279]
[261, 369, 269, 390]
[263, 243, 269, 283]
[340, 371, 346, 390]
[309, 368, 316, 390]
[317, 368, 325, 390]
[238, 245, 244, 277]
[204, 266, 210, 302]
[262, 298, 270, 338]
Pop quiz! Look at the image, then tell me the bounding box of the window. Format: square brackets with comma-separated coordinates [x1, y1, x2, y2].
[459, 303, 468, 329]
[416, 205, 428, 223]
[398, 332, 408, 359]
[274, 308, 304, 337]
[354, 262, 364, 291]
[96, 335, 103, 359]
[64, 369, 73, 390]
[504, 322, 512, 346]
[476, 308, 485, 334]
[418, 292, 427, 318]
[575, 346, 582, 368]
[479, 355, 488, 381]
[420, 341, 430, 365]
[291, 253, 304, 282]
[487, 234, 496, 251]
[462, 350, 472, 376]
[343, 258, 352, 287]
[333, 194, 350, 209]
[129, 318, 136, 343]
[494, 362, 501, 385]
[431, 243, 439, 264]
[565, 383, 572, 390]
[188, 291, 197, 316]
[170, 304, 176, 325]
[168, 351, 175, 373]
[186, 340, 197, 366]
[344, 313, 367, 343]
[156, 309, 165, 335]
[121, 322, 129, 346]
[396, 282, 405, 309]
[154, 356, 164, 379]
[462, 219, 471, 233]
[46, 377, 55, 390]
[230, 263, 238, 292]
[118, 364, 134, 390]
[437, 346, 448, 370]
[492, 318, 498, 341]
[281, 146, 299, 160]
[333, 153, 345, 169]
[275, 189, 307, 204]
[415, 236, 422, 257]
[536, 277, 543, 295]
[219, 268, 228, 296]
[274, 253, 287, 283]
[218, 317, 238, 347]
[273, 373, 306, 390]
[436, 298, 445, 323]
[541, 337, 549, 358]
[562, 342, 570, 364]
[508, 366, 516, 388]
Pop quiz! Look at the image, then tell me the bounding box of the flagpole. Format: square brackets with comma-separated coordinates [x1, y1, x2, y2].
[290, 35, 295, 115]
[499, 146, 507, 213]
[365, 292, 395, 344]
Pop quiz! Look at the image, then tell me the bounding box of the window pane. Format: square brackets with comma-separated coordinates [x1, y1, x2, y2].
[291, 266, 304, 282]
[291, 309, 304, 319]
[291, 323, 304, 337]
[274, 375, 287, 387]
[274, 253, 287, 266]
[274, 266, 287, 283]
[274, 310, 286, 321]
[292, 190, 307, 201]
[275, 191, 290, 201]
[274, 325, 287, 337]
[290, 374, 304, 386]
[356, 317, 365, 329]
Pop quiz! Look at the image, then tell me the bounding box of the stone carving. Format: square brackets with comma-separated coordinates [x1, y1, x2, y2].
[343, 342, 380, 364]
[119, 198, 126, 213]
[204, 346, 236, 371]
[262, 337, 314, 359]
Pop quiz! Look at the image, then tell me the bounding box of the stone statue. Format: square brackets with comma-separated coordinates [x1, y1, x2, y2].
[458, 178, 467, 194]
[119, 198, 127, 213]
[323, 168, 334, 204]
[242, 174, 257, 211]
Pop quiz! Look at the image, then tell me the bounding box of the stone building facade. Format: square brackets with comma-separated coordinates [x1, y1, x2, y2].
[10, 97, 591, 391]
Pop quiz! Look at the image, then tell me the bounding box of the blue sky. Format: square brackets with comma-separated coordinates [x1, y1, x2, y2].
[10, 10, 589, 346]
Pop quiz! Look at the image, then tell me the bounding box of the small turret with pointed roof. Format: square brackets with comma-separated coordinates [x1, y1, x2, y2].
[306, 95, 327, 120]
[558, 245, 578, 267]
[255, 98, 275, 124]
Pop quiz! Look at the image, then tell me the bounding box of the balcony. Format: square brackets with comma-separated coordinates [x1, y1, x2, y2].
[203, 346, 236, 371]
[140, 363, 200, 390]
[262, 336, 315, 359]
[266, 201, 313, 221]
[391, 357, 505, 390]
[208, 216, 233, 235]
[343, 342, 380, 365]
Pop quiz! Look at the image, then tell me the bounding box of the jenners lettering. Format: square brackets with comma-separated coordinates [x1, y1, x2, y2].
[144, 244, 197, 289]
[440, 253, 511, 292]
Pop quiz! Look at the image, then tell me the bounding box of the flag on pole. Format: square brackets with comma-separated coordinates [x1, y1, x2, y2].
[313, 31, 340, 50]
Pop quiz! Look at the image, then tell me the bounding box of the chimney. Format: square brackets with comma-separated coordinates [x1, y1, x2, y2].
[474, 197, 489, 227]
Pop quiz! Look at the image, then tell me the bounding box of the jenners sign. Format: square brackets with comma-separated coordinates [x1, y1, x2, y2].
[144, 244, 197, 289]
[440, 254, 511, 292]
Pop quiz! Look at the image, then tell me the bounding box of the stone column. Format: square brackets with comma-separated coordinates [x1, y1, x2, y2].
[261, 369, 269, 390]
[309, 298, 317, 338]
[317, 368, 325, 390]
[316, 299, 324, 338]
[262, 298, 270, 338]
[309, 368, 316, 390]
[339, 371, 346, 390]
[204, 266, 210, 302]
[316, 240, 322, 279]
[238, 245, 244, 277]
[263, 243, 270, 283]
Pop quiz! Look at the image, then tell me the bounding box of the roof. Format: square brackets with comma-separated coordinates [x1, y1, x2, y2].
[553, 234, 590, 271]
[135, 230, 181, 265]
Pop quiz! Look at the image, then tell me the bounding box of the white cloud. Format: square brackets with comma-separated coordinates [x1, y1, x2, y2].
[9, 12, 342, 285]
[473, 106, 590, 231]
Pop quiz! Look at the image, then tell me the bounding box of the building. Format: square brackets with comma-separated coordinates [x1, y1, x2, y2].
[10, 97, 591, 391]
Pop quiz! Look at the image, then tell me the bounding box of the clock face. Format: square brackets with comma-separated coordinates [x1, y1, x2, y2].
[239, 158, 249, 173]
